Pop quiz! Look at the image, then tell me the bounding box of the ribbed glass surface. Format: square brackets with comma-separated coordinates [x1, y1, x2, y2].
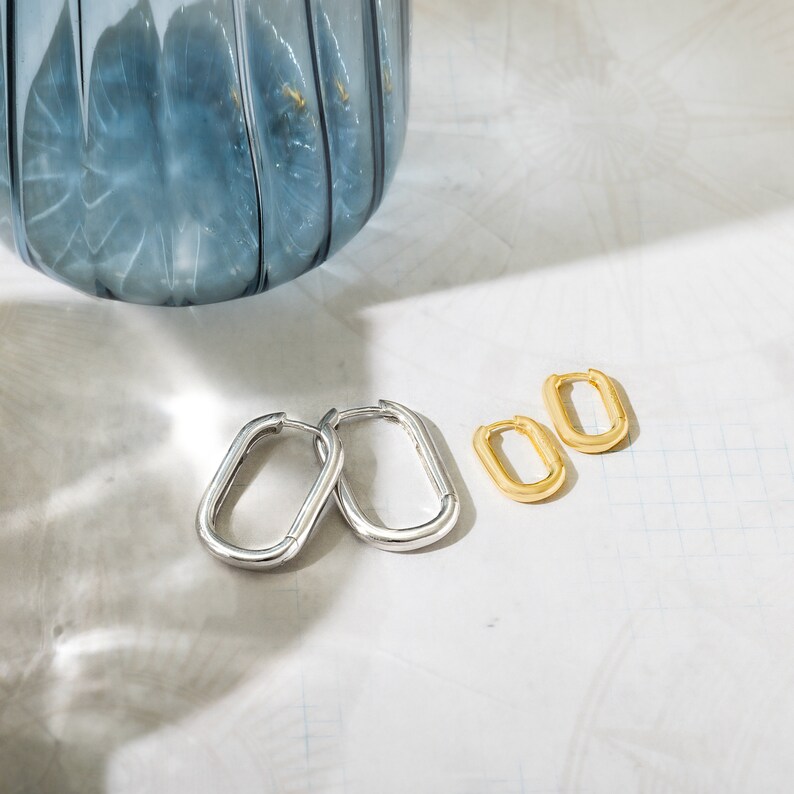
[0, 0, 409, 305]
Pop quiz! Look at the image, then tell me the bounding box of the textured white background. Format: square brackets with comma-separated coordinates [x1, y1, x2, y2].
[2, 0, 794, 791]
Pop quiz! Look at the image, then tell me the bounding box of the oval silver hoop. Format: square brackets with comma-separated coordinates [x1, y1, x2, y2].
[316, 400, 460, 552]
[196, 414, 344, 570]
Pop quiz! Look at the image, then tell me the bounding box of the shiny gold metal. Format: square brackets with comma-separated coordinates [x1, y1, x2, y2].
[543, 368, 628, 454]
[473, 416, 566, 503]
[282, 84, 307, 111]
[334, 76, 351, 103]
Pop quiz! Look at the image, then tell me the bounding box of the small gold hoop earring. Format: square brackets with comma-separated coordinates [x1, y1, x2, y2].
[542, 368, 628, 454]
[473, 416, 565, 503]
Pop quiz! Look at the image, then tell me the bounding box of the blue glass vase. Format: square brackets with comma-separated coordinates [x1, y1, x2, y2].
[0, 0, 409, 305]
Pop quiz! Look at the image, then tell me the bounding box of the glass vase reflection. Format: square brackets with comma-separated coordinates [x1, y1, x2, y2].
[0, 0, 409, 305]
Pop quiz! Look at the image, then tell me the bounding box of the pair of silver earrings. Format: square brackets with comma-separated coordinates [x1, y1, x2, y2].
[196, 400, 460, 570]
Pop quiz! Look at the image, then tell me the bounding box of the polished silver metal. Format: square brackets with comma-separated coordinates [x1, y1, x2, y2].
[196, 413, 344, 570]
[316, 399, 460, 551]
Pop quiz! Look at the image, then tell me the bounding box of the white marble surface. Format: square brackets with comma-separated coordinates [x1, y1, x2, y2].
[2, 1, 794, 791]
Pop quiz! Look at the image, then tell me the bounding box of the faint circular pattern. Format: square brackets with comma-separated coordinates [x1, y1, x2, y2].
[0, 638, 276, 792]
[0, 301, 16, 335]
[0, 302, 117, 442]
[517, 57, 689, 183]
[560, 611, 794, 793]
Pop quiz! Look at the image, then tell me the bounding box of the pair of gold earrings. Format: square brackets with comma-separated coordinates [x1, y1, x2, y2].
[473, 369, 629, 503]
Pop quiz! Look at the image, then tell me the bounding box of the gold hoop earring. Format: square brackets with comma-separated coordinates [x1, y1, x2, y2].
[473, 416, 565, 503]
[542, 368, 628, 454]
